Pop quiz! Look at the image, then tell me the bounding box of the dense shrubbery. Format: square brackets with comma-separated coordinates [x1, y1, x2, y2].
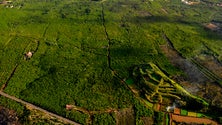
[134, 100, 153, 118]
[93, 113, 116, 125]
[134, 100, 153, 125]
[154, 111, 164, 125]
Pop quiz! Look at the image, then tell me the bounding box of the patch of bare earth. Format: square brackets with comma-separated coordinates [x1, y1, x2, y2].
[0, 106, 20, 125]
[26, 106, 69, 125]
[141, 117, 154, 125]
[160, 39, 222, 109]
[136, 11, 152, 17]
[201, 83, 222, 108]
[159, 45, 208, 84]
[204, 23, 220, 31]
[115, 107, 135, 125]
[161, 8, 168, 14]
[194, 54, 222, 78]
[171, 114, 217, 125]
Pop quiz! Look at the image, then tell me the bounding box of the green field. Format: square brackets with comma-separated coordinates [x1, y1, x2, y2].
[0, 0, 222, 124]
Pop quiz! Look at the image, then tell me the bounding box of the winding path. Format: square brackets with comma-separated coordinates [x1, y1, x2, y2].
[0, 91, 80, 125]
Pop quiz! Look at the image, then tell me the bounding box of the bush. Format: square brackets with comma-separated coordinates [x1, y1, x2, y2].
[93, 113, 116, 125]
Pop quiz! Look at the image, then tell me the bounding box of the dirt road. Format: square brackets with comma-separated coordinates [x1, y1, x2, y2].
[0, 91, 80, 125]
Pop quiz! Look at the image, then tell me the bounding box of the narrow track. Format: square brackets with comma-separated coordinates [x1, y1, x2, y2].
[190, 59, 219, 81]
[0, 64, 19, 91]
[162, 33, 184, 58]
[42, 23, 50, 38]
[100, 3, 133, 93]
[101, 3, 112, 70]
[190, 58, 222, 87]
[0, 91, 80, 125]
[4, 37, 13, 48]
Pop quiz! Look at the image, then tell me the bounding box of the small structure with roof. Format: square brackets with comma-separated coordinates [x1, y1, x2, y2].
[66, 104, 74, 110]
[24, 51, 33, 60]
[166, 103, 176, 112]
[181, 0, 200, 5]
[217, 3, 222, 7]
[205, 23, 220, 31]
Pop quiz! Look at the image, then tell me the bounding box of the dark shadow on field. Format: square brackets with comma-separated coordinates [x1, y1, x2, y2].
[125, 15, 222, 41]
[201, 28, 222, 40]
[129, 15, 172, 24]
[110, 47, 154, 58]
[178, 21, 222, 41]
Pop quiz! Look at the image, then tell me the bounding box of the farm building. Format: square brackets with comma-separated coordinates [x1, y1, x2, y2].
[24, 51, 33, 60]
[205, 23, 220, 31]
[66, 105, 74, 110]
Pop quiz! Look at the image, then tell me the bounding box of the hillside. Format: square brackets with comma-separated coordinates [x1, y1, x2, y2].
[0, 0, 222, 124]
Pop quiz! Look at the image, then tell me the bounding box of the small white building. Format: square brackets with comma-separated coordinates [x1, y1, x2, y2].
[166, 103, 176, 112]
[24, 51, 33, 60]
[181, 0, 200, 5]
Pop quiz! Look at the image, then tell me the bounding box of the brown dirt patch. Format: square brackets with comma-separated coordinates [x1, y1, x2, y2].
[171, 114, 217, 125]
[160, 38, 222, 109]
[141, 116, 154, 125]
[205, 23, 219, 31]
[115, 107, 135, 125]
[201, 83, 222, 108]
[0, 106, 20, 125]
[26, 108, 69, 125]
[194, 54, 222, 78]
[160, 45, 208, 84]
[137, 11, 152, 17]
[161, 8, 168, 14]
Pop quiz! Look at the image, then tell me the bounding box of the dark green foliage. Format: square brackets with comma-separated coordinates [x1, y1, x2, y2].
[134, 100, 153, 118]
[19, 108, 31, 124]
[154, 111, 164, 125]
[218, 117, 222, 124]
[93, 113, 116, 125]
[134, 99, 153, 125]
[66, 111, 88, 124]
